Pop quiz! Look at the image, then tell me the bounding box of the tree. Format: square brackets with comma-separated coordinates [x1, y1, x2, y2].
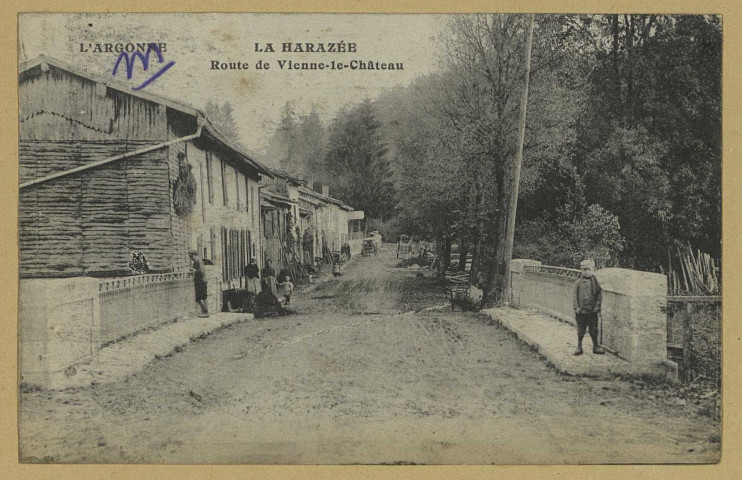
[572, 14, 721, 269]
[264, 102, 300, 172]
[298, 106, 327, 180]
[204, 100, 245, 150]
[263, 103, 328, 178]
[324, 100, 396, 221]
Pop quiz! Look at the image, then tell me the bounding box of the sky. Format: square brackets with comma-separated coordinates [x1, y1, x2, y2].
[20, 13, 445, 154]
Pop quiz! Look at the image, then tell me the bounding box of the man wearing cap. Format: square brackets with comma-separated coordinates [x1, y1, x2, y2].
[573, 259, 604, 355]
[189, 249, 209, 317]
[245, 256, 261, 294]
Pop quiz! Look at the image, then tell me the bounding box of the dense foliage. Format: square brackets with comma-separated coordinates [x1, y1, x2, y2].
[255, 14, 721, 284]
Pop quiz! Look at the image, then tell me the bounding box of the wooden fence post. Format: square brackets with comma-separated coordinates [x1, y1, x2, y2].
[681, 301, 693, 383]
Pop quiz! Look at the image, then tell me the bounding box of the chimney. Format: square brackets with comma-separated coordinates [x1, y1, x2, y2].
[322, 184, 330, 197]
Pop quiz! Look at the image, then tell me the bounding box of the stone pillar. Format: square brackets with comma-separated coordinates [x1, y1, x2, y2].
[20, 277, 101, 389]
[508, 259, 541, 307]
[596, 268, 677, 380]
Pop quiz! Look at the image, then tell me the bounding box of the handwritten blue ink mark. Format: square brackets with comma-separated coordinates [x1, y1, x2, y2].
[112, 43, 175, 91]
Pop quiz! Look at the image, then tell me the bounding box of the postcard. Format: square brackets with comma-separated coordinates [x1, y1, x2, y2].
[17, 12, 722, 465]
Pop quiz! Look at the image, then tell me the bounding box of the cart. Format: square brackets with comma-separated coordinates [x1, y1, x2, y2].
[362, 238, 378, 257]
[397, 234, 411, 258]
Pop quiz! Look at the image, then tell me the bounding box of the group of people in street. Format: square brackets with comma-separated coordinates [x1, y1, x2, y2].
[191, 246, 604, 355]
[253, 258, 295, 306]
[188, 250, 294, 317]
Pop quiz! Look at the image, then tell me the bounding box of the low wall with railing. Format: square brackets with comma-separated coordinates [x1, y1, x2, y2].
[20, 266, 221, 388]
[510, 261, 580, 324]
[99, 269, 220, 344]
[510, 259, 676, 380]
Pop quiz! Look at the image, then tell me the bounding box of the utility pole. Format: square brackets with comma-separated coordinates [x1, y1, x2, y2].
[503, 13, 535, 304]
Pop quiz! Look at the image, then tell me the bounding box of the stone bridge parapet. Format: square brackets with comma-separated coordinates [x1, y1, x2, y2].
[509, 259, 677, 381]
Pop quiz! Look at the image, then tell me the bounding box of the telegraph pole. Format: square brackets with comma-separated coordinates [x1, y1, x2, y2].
[503, 14, 535, 304]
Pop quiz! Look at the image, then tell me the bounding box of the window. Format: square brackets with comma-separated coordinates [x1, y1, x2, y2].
[250, 185, 255, 218]
[199, 163, 206, 222]
[197, 234, 204, 260]
[205, 152, 214, 204]
[245, 178, 250, 213]
[210, 226, 216, 262]
[235, 171, 241, 209]
[220, 227, 249, 283]
[264, 211, 273, 239]
[220, 158, 228, 206]
[221, 227, 227, 280]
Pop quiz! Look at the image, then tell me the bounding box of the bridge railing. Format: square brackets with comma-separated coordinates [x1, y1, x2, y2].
[510, 259, 677, 381]
[523, 264, 581, 279]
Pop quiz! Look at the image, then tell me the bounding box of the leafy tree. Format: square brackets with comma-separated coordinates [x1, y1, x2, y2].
[572, 14, 721, 269]
[385, 14, 720, 278]
[515, 204, 624, 269]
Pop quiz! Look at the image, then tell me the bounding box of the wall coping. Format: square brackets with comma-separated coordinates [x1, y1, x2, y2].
[98, 272, 193, 292]
[524, 264, 580, 279]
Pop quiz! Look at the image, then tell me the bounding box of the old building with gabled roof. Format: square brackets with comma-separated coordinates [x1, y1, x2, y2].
[19, 55, 272, 282]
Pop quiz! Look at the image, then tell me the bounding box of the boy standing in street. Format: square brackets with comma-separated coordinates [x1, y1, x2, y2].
[573, 259, 605, 355]
[278, 275, 295, 305]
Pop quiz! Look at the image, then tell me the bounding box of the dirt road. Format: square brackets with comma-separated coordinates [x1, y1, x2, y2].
[19, 246, 720, 464]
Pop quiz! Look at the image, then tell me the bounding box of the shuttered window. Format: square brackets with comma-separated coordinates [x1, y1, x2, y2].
[220, 158, 228, 206]
[235, 172, 241, 209]
[205, 152, 214, 204]
[221, 227, 250, 283]
[210, 227, 216, 262]
[245, 179, 250, 213]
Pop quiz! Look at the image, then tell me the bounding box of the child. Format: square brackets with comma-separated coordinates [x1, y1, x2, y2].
[573, 259, 605, 355]
[278, 275, 295, 305]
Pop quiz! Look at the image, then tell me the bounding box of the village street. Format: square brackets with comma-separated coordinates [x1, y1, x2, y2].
[19, 246, 720, 464]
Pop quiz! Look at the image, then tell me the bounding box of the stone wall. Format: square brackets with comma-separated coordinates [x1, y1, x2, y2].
[509, 260, 576, 324]
[20, 266, 221, 389]
[98, 269, 220, 344]
[510, 259, 676, 379]
[20, 277, 100, 389]
[597, 268, 668, 364]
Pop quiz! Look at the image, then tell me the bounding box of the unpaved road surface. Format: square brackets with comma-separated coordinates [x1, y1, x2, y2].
[20, 246, 721, 464]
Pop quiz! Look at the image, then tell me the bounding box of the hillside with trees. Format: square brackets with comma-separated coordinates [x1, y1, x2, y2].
[258, 14, 721, 294]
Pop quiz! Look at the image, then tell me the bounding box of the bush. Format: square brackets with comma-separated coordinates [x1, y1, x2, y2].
[514, 204, 624, 269]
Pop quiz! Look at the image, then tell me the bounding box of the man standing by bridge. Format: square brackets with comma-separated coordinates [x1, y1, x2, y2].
[573, 259, 605, 356]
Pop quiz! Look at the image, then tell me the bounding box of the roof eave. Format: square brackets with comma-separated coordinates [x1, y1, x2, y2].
[19, 55, 274, 179]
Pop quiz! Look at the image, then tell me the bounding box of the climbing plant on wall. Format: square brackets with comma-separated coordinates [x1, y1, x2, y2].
[173, 156, 197, 217]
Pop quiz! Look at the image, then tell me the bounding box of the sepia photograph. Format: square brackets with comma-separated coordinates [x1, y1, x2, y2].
[17, 12, 722, 464]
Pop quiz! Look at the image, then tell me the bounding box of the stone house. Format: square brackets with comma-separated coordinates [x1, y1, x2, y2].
[297, 184, 364, 257]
